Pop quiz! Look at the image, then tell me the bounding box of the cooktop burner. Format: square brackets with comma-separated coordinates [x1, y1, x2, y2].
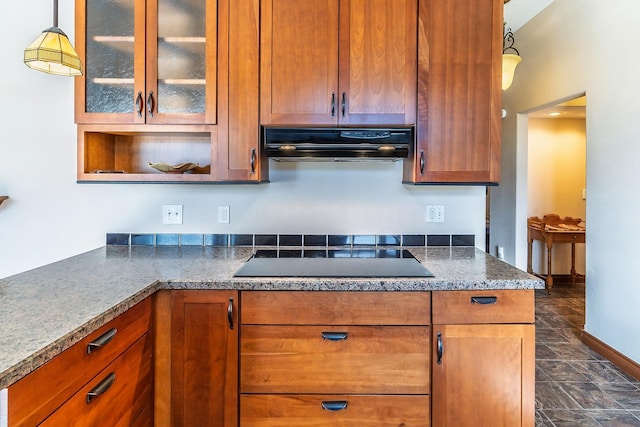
[234, 249, 434, 278]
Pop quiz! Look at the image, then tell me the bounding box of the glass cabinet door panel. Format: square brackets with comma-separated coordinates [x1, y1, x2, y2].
[156, 0, 208, 116]
[85, 0, 136, 114]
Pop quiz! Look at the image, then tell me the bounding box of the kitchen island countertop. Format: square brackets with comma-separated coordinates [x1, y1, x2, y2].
[0, 245, 543, 389]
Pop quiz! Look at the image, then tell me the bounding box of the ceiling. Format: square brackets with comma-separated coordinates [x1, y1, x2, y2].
[528, 96, 587, 119]
[504, 0, 555, 32]
[503, 1, 586, 120]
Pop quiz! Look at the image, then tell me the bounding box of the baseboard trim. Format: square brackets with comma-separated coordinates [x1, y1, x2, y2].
[581, 330, 640, 381]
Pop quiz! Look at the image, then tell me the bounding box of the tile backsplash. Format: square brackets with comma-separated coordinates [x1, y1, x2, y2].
[107, 233, 475, 248]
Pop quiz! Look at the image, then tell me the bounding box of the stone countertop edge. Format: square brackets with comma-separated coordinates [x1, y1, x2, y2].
[0, 245, 543, 389]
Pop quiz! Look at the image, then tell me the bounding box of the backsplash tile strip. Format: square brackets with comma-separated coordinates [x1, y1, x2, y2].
[107, 233, 475, 249]
[181, 234, 204, 246]
[452, 234, 475, 247]
[255, 234, 277, 246]
[427, 235, 451, 247]
[304, 235, 327, 246]
[106, 233, 130, 246]
[328, 235, 352, 246]
[402, 235, 426, 246]
[377, 235, 401, 246]
[230, 234, 254, 246]
[156, 234, 179, 246]
[278, 234, 302, 246]
[205, 234, 229, 246]
[131, 234, 154, 246]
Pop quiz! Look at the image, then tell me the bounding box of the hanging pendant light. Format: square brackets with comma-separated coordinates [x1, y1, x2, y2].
[502, 23, 521, 90]
[24, 0, 83, 76]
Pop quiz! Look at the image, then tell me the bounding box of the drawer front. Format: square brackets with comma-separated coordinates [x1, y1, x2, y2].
[8, 297, 152, 426]
[240, 394, 430, 426]
[432, 290, 534, 324]
[241, 291, 431, 325]
[241, 325, 430, 394]
[40, 333, 153, 427]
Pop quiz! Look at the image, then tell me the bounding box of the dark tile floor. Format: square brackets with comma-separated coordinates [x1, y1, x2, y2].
[535, 282, 640, 426]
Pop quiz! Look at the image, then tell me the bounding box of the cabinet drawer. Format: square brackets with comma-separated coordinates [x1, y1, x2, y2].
[241, 325, 430, 394]
[40, 333, 153, 426]
[432, 290, 534, 324]
[8, 297, 152, 426]
[241, 291, 431, 325]
[240, 394, 430, 426]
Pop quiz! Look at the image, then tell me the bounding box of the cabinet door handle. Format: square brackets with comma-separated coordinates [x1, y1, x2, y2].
[250, 149, 256, 174]
[135, 91, 143, 117]
[341, 92, 346, 117]
[321, 331, 348, 341]
[86, 372, 115, 404]
[419, 150, 425, 175]
[87, 328, 117, 354]
[471, 296, 498, 305]
[146, 91, 155, 117]
[321, 401, 348, 411]
[331, 93, 336, 117]
[227, 297, 234, 330]
[436, 332, 443, 364]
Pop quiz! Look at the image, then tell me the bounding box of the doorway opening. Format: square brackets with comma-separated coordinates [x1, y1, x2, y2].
[526, 94, 586, 287]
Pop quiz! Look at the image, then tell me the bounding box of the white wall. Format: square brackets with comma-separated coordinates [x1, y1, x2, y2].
[0, 2, 486, 279]
[491, 0, 640, 362]
[528, 118, 586, 275]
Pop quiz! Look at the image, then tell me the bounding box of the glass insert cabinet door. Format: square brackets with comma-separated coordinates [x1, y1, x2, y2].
[76, 0, 217, 124]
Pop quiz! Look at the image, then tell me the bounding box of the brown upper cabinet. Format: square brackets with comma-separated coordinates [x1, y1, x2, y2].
[403, 0, 503, 184]
[260, 0, 417, 126]
[74, 0, 218, 125]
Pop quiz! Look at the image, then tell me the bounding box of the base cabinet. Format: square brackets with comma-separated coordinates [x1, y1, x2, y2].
[240, 291, 431, 426]
[8, 298, 152, 426]
[154, 290, 238, 427]
[431, 290, 536, 427]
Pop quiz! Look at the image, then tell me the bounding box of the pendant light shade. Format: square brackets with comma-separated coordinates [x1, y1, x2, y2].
[502, 53, 521, 91]
[24, 0, 83, 76]
[502, 24, 520, 90]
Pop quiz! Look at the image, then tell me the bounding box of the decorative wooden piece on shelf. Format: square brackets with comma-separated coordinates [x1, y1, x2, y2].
[148, 162, 211, 174]
[527, 214, 586, 293]
[0, 196, 8, 206]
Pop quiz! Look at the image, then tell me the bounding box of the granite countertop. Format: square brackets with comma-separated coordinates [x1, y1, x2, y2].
[0, 245, 543, 389]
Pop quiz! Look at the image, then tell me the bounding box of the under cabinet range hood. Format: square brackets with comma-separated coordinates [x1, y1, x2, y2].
[263, 126, 414, 161]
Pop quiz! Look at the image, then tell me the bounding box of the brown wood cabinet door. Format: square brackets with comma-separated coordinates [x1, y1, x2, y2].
[170, 290, 238, 427]
[431, 324, 535, 427]
[217, 0, 266, 181]
[260, 0, 340, 125]
[261, 0, 416, 126]
[338, 0, 417, 125]
[403, 0, 502, 183]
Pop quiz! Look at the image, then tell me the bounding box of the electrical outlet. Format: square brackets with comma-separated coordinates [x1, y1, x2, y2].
[426, 204, 445, 223]
[162, 205, 183, 225]
[218, 205, 230, 224]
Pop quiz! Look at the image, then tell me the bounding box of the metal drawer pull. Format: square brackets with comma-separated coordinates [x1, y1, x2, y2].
[87, 328, 117, 354]
[86, 373, 115, 404]
[321, 332, 348, 341]
[471, 296, 498, 305]
[436, 332, 443, 364]
[322, 401, 348, 411]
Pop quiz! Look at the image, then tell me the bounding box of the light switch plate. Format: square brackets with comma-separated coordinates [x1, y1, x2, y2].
[218, 205, 230, 224]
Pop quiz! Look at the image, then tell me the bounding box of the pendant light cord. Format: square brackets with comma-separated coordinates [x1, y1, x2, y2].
[53, 0, 58, 27]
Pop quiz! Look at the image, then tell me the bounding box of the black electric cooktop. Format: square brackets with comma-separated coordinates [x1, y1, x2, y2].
[233, 249, 434, 278]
